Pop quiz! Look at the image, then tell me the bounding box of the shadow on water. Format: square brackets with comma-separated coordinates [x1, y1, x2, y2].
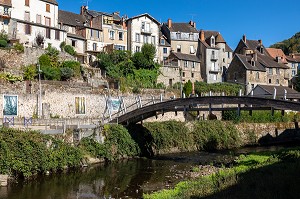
[192, 158, 300, 199]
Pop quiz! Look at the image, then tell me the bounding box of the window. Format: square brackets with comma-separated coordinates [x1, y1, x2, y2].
[184, 61, 188, 67]
[36, 14, 41, 24]
[211, 37, 215, 47]
[135, 33, 140, 42]
[46, 4, 50, 12]
[268, 68, 273, 75]
[97, 30, 100, 38]
[55, 30, 60, 40]
[292, 70, 296, 76]
[45, 28, 51, 39]
[161, 38, 165, 45]
[190, 46, 195, 54]
[71, 40, 76, 47]
[109, 30, 115, 40]
[256, 72, 260, 80]
[25, 0, 30, 6]
[45, 17, 51, 26]
[223, 58, 225, 63]
[115, 45, 125, 50]
[211, 62, 216, 71]
[24, 11, 30, 21]
[269, 79, 272, 84]
[3, 7, 9, 15]
[228, 52, 230, 58]
[3, 19, 9, 25]
[192, 62, 195, 68]
[189, 33, 193, 40]
[191, 73, 194, 78]
[93, 43, 97, 51]
[182, 72, 185, 77]
[292, 63, 295, 69]
[118, 31, 123, 40]
[276, 79, 279, 84]
[276, 68, 280, 75]
[177, 45, 181, 53]
[135, 46, 140, 52]
[151, 36, 155, 45]
[163, 47, 167, 54]
[90, 29, 93, 37]
[25, 24, 31, 35]
[176, 32, 181, 40]
[213, 74, 217, 81]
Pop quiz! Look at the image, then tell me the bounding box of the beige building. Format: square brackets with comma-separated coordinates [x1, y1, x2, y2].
[227, 35, 289, 94]
[0, 0, 11, 34]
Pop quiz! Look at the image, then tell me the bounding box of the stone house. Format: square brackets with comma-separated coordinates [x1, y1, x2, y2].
[0, 0, 12, 34]
[251, 84, 300, 100]
[227, 35, 289, 94]
[159, 19, 201, 86]
[58, 10, 86, 63]
[198, 30, 233, 83]
[126, 13, 160, 60]
[10, 0, 66, 50]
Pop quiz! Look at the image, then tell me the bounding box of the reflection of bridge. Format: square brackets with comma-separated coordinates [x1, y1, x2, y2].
[109, 96, 300, 125]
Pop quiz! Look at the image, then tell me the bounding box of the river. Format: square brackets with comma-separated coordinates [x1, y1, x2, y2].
[0, 145, 288, 199]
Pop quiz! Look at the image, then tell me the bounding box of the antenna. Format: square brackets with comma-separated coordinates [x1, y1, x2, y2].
[188, 13, 197, 21]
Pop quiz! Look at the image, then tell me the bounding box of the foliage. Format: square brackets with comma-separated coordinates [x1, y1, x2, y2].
[0, 30, 8, 41]
[0, 72, 23, 83]
[45, 43, 59, 63]
[194, 81, 243, 96]
[41, 65, 61, 80]
[13, 42, 24, 53]
[39, 54, 52, 67]
[23, 64, 37, 80]
[270, 32, 300, 54]
[0, 39, 7, 47]
[141, 43, 156, 63]
[60, 67, 74, 80]
[80, 124, 140, 161]
[183, 80, 193, 96]
[0, 128, 83, 178]
[59, 41, 66, 52]
[64, 45, 76, 56]
[61, 61, 81, 77]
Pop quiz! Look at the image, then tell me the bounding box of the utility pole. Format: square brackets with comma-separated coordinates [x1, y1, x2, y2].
[38, 63, 42, 118]
[179, 68, 183, 98]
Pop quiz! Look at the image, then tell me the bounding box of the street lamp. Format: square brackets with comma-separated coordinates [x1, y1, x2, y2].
[37, 62, 42, 118]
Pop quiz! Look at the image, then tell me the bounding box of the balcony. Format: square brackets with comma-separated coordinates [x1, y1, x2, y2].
[211, 54, 218, 61]
[209, 67, 220, 73]
[0, 10, 11, 18]
[141, 28, 152, 34]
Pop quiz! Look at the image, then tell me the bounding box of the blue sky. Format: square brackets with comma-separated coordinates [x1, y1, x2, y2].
[57, 0, 300, 50]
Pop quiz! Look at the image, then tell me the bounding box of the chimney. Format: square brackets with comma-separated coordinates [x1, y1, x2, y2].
[242, 34, 246, 43]
[90, 19, 92, 28]
[200, 30, 205, 41]
[258, 39, 262, 45]
[189, 20, 196, 28]
[113, 11, 120, 16]
[167, 18, 172, 28]
[254, 52, 257, 61]
[80, 5, 86, 15]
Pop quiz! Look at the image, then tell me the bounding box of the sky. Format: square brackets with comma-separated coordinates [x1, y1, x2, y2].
[57, 0, 300, 50]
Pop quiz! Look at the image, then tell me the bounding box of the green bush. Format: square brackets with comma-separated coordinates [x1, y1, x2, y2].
[23, 64, 37, 80]
[0, 39, 7, 47]
[64, 45, 76, 56]
[183, 80, 193, 96]
[194, 82, 243, 96]
[39, 54, 51, 67]
[61, 61, 81, 77]
[60, 41, 66, 51]
[41, 65, 61, 80]
[60, 67, 74, 80]
[14, 43, 24, 53]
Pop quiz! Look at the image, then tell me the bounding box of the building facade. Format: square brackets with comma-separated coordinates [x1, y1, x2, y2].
[0, 0, 11, 34]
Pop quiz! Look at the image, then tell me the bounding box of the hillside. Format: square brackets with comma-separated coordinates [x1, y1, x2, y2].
[270, 32, 300, 54]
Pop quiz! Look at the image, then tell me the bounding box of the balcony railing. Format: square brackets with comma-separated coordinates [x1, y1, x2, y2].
[211, 54, 218, 61]
[0, 10, 11, 18]
[141, 28, 152, 34]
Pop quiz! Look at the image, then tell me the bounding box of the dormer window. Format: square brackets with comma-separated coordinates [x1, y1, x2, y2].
[176, 32, 181, 40]
[161, 38, 165, 45]
[189, 33, 193, 40]
[251, 59, 255, 66]
[260, 46, 264, 54]
[211, 36, 215, 47]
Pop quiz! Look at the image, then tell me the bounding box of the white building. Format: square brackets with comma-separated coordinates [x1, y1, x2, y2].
[0, 0, 12, 34]
[10, 0, 66, 49]
[126, 13, 160, 60]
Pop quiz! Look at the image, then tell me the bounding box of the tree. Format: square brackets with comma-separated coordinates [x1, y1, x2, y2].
[141, 43, 156, 62]
[183, 80, 193, 96]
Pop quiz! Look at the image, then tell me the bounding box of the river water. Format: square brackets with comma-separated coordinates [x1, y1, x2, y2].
[0, 145, 287, 199]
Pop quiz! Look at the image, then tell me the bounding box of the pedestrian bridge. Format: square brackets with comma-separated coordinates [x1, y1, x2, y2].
[107, 96, 300, 125]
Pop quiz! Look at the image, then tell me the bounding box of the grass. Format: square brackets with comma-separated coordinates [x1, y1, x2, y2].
[143, 147, 300, 199]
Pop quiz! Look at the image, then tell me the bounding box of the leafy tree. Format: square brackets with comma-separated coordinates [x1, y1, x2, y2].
[45, 43, 59, 64]
[23, 65, 37, 80]
[64, 45, 76, 56]
[270, 32, 300, 54]
[141, 43, 156, 63]
[60, 41, 66, 51]
[183, 80, 193, 96]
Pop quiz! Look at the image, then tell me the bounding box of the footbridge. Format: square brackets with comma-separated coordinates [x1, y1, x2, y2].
[107, 96, 300, 125]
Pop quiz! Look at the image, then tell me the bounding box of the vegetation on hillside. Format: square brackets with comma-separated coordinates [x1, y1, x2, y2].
[270, 32, 300, 54]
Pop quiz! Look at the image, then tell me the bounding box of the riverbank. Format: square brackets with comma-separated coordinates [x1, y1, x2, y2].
[144, 147, 300, 199]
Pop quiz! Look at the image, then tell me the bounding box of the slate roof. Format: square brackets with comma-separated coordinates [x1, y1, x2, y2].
[128, 13, 160, 25]
[253, 84, 300, 99]
[225, 44, 233, 52]
[168, 23, 198, 33]
[67, 33, 85, 40]
[200, 30, 232, 51]
[265, 48, 288, 64]
[86, 10, 121, 21]
[236, 54, 266, 71]
[41, 0, 58, 5]
[58, 10, 86, 27]
[257, 53, 289, 69]
[172, 52, 200, 62]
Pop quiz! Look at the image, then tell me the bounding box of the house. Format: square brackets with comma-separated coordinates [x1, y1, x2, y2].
[198, 30, 233, 83]
[158, 19, 201, 86]
[0, 0, 12, 35]
[58, 10, 86, 63]
[126, 13, 160, 60]
[158, 31, 171, 65]
[251, 84, 300, 100]
[227, 35, 289, 94]
[10, 0, 66, 49]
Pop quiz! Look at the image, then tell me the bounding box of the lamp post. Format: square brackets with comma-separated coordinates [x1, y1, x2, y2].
[38, 63, 42, 118]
